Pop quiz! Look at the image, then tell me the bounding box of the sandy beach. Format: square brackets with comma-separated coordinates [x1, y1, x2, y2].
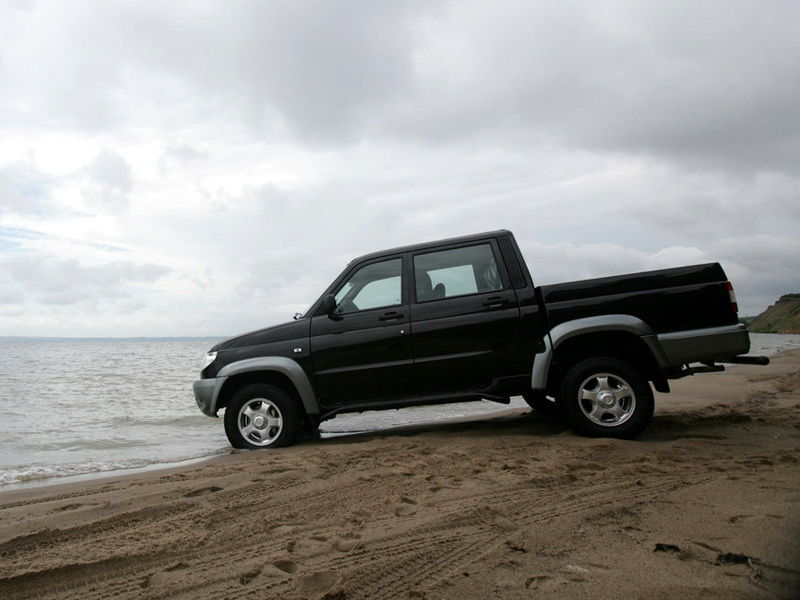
[1, 351, 798, 600]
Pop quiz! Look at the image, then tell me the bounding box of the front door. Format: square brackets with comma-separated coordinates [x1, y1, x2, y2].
[409, 241, 520, 394]
[310, 256, 415, 407]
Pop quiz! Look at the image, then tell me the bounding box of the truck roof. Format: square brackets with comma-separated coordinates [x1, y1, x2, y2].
[352, 229, 513, 263]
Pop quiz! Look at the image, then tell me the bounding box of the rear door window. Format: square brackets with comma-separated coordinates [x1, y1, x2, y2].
[414, 243, 503, 302]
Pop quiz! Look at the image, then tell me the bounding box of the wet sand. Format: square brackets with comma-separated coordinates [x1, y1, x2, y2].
[1, 351, 799, 599]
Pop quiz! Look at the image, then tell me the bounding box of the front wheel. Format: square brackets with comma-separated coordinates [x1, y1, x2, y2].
[560, 357, 653, 439]
[224, 383, 301, 449]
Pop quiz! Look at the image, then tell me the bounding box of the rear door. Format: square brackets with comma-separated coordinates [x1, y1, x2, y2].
[409, 240, 520, 394]
[309, 255, 415, 406]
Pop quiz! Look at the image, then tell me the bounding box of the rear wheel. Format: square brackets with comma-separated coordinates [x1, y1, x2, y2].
[560, 357, 653, 439]
[224, 383, 301, 449]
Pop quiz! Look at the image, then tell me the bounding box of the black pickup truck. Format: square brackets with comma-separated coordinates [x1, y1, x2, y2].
[193, 230, 767, 449]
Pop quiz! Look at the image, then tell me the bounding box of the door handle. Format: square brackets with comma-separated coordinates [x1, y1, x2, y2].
[379, 311, 404, 321]
[482, 296, 507, 309]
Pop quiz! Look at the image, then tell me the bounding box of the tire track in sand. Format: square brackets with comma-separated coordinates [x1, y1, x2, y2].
[1, 464, 707, 600]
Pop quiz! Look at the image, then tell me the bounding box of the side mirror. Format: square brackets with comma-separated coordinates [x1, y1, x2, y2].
[321, 294, 340, 319]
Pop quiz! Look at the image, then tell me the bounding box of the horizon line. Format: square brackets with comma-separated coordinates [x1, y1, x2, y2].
[0, 335, 227, 341]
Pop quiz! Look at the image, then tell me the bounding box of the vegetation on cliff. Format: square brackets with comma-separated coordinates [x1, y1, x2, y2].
[747, 294, 800, 334]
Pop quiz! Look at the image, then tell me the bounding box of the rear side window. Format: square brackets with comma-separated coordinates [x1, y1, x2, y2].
[414, 243, 503, 302]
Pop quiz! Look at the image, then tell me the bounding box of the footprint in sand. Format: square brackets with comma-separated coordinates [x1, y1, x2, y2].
[333, 537, 361, 552]
[395, 496, 418, 517]
[395, 505, 418, 516]
[56, 503, 87, 511]
[183, 486, 222, 498]
[238, 566, 263, 585]
[525, 575, 550, 590]
[273, 559, 298, 574]
[297, 571, 339, 597]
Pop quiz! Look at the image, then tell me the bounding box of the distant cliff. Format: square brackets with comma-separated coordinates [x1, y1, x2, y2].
[747, 294, 800, 334]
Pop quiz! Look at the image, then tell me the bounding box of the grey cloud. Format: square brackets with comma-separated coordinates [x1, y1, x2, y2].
[0, 0, 34, 12]
[89, 150, 132, 193]
[625, 167, 800, 251]
[1, 255, 171, 306]
[0, 160, 52, 214]
[0, 0, 430, 142]
[4, 1, 799, 173]
[519, 241, 646, 285]
[82, 149, 132, 212]
[0, 6, 120, 132]
[385, 1, 800, 174]
[1, 153, 133, 219]
[709, 234, 800, 281]
[161, 143, 207, 164]
[158, 143, 208, 174]
[210, 1, 424, 143]
[0, 1, 798, 335]
[0, 290, 25, 304]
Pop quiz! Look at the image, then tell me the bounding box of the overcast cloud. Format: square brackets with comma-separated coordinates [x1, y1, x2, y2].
[0, 0, 798, 337]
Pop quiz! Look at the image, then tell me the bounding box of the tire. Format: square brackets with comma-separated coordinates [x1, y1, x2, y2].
[224, 383, 301, 449]
[522, 391, 560, 414]
[559, 356, 653, 439]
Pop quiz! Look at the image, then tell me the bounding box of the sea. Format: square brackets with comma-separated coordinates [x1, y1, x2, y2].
[1, 333, 799, 489]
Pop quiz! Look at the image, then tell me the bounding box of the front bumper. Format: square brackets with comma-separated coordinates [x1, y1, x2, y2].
[193, 377, 228, 417]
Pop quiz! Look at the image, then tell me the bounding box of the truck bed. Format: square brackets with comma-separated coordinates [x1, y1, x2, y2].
[538, 263, 738, 334]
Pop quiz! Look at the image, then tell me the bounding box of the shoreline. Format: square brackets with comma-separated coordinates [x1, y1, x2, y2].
[1, 350, 798, 599]
[0, 454, 221, 494]
[0, 405, 533, 495]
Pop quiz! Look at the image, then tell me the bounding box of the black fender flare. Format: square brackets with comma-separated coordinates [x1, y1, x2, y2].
[530, 315, 667, 391]
[214, 357, 320, 416]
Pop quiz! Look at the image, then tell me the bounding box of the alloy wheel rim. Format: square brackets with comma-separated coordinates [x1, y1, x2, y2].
[238, 398, 283, 446]
[577, 372, 636, 427]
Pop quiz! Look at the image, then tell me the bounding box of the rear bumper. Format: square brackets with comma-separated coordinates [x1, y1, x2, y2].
[657, 323, 750, 366]
[193, 377, 227, 417]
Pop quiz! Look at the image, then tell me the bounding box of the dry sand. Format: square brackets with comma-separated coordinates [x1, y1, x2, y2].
[1, 351, 799, 600]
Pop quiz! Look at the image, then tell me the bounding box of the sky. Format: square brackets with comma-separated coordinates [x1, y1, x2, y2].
[1, 0, 798, 337]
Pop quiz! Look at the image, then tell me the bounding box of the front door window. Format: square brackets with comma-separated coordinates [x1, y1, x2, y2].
[333, 258, 402, 314]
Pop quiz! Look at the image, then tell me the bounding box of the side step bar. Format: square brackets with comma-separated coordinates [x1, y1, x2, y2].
[481, 394, 511, 404]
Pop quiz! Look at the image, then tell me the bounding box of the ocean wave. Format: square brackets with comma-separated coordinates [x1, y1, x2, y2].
[0, 449, 228, 487]
[4, 438, 154, 452]
[105, 414, 212, 428]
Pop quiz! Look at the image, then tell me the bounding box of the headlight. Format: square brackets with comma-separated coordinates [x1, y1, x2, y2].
[201, 351, 218, 371]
